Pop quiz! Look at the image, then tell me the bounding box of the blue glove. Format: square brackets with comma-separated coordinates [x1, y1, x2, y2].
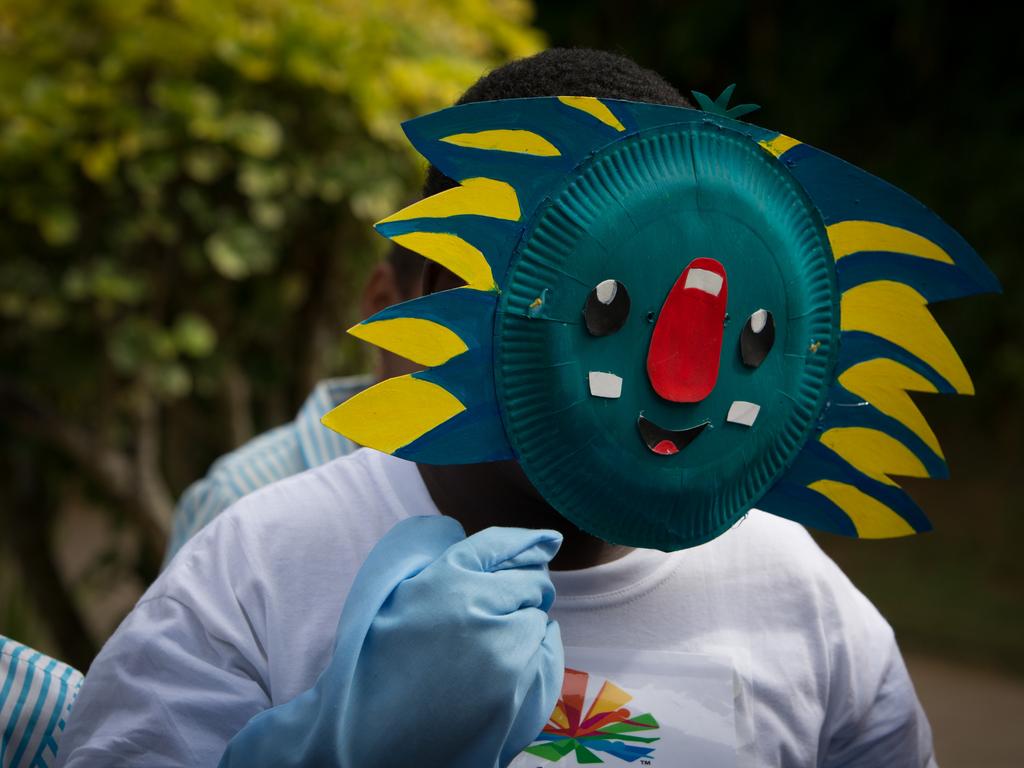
[219, 516, 564, 768]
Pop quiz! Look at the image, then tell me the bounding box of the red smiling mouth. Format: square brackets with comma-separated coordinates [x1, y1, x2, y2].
[637, 415, 709, 456]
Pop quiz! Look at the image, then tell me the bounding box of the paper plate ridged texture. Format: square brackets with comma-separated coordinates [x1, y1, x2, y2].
[496, 123, 839, 550]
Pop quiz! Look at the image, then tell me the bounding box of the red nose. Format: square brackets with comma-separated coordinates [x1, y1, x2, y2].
[647, 257, 728, 403]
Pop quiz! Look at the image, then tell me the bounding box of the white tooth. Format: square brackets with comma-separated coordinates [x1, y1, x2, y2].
[727, 400, 760, 426]
[684, 267, 724, 296]
[750, 308, 768, 333]
[588, 371, 622, 399]
[595, 279, 618, 305]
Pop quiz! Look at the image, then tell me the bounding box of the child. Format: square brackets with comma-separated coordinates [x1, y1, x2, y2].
[56, 49, 939, 767]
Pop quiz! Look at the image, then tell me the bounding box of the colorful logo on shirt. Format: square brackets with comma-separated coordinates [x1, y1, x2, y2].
[524, 667, 660, 764]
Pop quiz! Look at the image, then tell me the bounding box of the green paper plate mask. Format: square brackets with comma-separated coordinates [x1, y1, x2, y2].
[322, 96, 1000, 552]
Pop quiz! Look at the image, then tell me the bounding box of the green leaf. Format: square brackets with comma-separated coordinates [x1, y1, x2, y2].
[231, 112, 283, 158]
[184, 146, 229, 183]
[691, 89, 717, 113]
[691, 83, 760, 120]
[238, 161, 289, 198]
[26, 298, 65, 329]
[81, 141, 119, 182]
[205, 225, 275, 280]
[91, 265, 146, 305]
[38, 207, 79, 246]
[156, 361, 192, 399]
[173, 312, 217, 357]
[250, 200, 285, 230]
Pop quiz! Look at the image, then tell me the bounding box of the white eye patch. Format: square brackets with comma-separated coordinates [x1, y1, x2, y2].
[588, 371, 623, 399]
[726, 400, 760, 426]
[594, 278, 618, 305]
[683, 268, 724, 296]
[750, 308, 769, 333]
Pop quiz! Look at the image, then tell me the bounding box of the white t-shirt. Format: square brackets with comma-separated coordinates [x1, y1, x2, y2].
[56, 449, 935, 767]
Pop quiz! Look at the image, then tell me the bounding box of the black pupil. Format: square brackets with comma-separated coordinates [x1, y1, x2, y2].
[584, 280, 630, 336]
[740, 309, 775, 367]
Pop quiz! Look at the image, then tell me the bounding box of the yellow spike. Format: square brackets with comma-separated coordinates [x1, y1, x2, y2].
[841, 280, 974, 395]
[376, 177, 520, 223]
[557, 96, 625, 131]
[348, 317, 467, 367]
[585, 680, 632, 720]
[808, 480, 916, 538]
[389, 232, 497, 292]
[828, 221, 954, 263]
[820, 426, 928, 485]
[321, 375, 464, 454]
[758, 133, 801, 158]
[440, 129, 561, 156]
[838, 359, 943, 459]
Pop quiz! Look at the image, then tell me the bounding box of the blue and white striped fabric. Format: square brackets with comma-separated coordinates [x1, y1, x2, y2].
[163, 375, 372, 567]
[0, 636, 83, 768]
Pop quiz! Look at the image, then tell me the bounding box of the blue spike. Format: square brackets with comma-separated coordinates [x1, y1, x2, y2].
[401, 98, 625, 216]
[725, 103, 761, 119]
[757, 481, 860, 537]
[763, 440, 933, 535]
[395, 406, 514, 464]
[819, 384, 948, 480]
[359, 287, 497, 352]
[781, 142, 1000, 298]
[690, 84, 760, 120]
[360, 289, 510, 464]
[393, 349, 513, 464]
[835, 251, 992, 303]
[350, 276, 509, 462]
[691, 89, 717, 114]
[403, 96, 630, 161]
[837, 331, 958, 394]
[376, 216, 522, 289]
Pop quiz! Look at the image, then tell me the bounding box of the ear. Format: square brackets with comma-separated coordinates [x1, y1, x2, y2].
[360, 262, 402, 320]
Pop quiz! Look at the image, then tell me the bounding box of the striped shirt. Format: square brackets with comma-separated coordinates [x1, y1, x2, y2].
[0, 636, 83, 768]
[162, 375, 372, 567]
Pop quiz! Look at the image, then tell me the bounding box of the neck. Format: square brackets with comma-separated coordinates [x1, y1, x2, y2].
[417, 461, 634, 571]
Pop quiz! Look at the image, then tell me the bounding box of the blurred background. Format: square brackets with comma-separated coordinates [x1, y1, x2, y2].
[0, 1, 1020, 764]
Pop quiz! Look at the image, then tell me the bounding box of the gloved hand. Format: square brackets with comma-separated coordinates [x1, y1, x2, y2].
[219, 515, 564, 768]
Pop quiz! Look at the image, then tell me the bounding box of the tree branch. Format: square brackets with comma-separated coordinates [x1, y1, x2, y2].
[132, 392, 174, 539]
[222, 361, 254, 448]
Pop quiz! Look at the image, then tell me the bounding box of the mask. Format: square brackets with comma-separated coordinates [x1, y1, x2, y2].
[323, 95, 999, 551]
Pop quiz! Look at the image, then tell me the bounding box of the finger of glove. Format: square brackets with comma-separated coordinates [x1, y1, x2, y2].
[500, 619, 565, 767]
[377, 565, 555, 637]
[330, 515, 464, 664]
[469, 605, 557, 685]
[473, 566, 557, 615]
[442, 526, 562, 574]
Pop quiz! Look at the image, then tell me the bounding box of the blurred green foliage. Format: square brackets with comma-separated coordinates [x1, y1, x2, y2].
[0, 0, 539, 409]
[0, 0, 540, 663]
